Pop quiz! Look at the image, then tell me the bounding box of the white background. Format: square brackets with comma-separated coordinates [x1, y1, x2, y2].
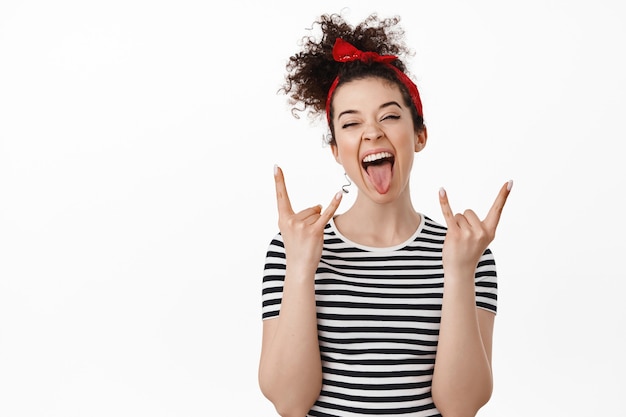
[1, 0, 624, 415]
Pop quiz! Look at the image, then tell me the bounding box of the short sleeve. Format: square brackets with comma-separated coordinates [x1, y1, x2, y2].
[475, 248, 498, 314]
[261, 233, 286, 320]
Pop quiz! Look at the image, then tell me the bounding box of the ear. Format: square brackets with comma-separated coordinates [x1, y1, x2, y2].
[414, 125, 428, 153]
[331, 143, 342, 164]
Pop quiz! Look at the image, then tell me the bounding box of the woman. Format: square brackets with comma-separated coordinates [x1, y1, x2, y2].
[259, 13, 512, 417]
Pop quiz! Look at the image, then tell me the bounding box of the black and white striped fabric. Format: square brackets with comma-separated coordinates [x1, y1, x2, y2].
[262, 215, 497, 417]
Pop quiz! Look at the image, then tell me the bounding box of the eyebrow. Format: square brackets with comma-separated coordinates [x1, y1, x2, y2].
[337, 101, 403, 120]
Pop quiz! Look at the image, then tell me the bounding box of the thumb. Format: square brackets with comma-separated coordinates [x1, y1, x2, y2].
[317, 191, 344, 226]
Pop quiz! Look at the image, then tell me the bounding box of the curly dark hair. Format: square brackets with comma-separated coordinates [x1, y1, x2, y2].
[282, 13, 424, 144]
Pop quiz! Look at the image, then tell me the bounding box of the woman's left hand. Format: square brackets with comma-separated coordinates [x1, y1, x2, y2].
[438, 181, 512, 273]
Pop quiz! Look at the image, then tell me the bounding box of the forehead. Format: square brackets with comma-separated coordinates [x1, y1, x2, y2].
[332, 77, 404, 111]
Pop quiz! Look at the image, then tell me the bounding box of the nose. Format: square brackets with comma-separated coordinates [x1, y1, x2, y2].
[362, 122, 384, 141]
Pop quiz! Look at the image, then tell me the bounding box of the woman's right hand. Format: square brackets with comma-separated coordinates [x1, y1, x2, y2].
[274, 165, 343, 274]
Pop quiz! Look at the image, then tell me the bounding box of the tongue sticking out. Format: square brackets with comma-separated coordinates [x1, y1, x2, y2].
[366, 161, 393, 194]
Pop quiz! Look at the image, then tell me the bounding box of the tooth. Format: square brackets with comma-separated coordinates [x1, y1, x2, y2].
[363, 152, 392, 163]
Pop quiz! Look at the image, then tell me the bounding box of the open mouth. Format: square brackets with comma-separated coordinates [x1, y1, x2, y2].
[362, 151, 395, 167]
[362, 152, 395, 194]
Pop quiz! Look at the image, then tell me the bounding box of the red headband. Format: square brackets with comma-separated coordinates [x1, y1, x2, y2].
[325, 38, 423, 125]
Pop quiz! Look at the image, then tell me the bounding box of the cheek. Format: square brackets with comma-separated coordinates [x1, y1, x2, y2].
[338, 151, 359, 169]
[334, 138, 360, 162]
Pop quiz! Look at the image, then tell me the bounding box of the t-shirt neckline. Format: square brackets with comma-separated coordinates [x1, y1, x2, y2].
[329, 214, 426, 252]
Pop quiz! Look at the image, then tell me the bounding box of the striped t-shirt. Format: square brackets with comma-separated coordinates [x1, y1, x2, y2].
[261, 215, 498, 417]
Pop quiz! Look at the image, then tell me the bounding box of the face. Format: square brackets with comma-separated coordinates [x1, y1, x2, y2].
[330, 77, 427, 203]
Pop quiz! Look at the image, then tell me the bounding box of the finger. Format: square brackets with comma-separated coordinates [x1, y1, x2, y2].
[462, 209, 481, 228]
[483, 180, 513, 231]
[317, 191, 343, 226]
[274, 165, 294, 216]
[295, 205, 323, 223]
[438, 187, 456, 228]
[454, 212, 471, 229]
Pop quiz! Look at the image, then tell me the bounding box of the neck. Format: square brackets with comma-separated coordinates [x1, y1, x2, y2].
[335, 188, 421, 247]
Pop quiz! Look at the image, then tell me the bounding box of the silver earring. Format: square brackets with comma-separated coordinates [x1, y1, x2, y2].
[342, 173, 352, 193]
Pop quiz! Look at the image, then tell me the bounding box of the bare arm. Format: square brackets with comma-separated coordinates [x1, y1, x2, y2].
[432, 182, 511, 417]
[258, 166, 342, 417]
[259, 267, 322, 416]
[432, 271, 495, 416]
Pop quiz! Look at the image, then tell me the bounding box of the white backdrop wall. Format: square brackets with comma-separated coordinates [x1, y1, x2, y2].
[1, 0, 624, 415]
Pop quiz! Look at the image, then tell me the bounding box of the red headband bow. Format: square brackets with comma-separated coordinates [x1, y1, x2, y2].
[325, 38, 423, 125]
